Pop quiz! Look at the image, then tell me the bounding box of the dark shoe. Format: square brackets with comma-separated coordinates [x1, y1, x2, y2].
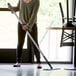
[13, 62, 21, 67]
[37, 64, 42, 69]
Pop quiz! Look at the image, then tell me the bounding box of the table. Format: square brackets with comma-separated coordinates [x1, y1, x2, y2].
[48, 27, 76, 68]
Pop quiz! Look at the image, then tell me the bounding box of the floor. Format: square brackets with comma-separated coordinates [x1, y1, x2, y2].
[0, 63, 76, 76]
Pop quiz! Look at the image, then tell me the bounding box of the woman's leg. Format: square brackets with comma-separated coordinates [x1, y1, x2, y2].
[30, 24, 40, 63]
[16, 23, 26, 63]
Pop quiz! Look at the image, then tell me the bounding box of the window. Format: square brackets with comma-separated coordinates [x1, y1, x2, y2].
[0, 0, 72, 62]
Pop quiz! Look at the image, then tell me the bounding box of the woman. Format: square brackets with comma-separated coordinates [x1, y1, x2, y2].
[8, 0, 41, 68]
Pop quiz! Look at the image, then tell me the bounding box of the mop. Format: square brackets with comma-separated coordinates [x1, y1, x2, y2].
[7, 3, 53, 70]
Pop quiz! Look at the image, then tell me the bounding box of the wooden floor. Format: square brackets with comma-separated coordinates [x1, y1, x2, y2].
[0, 63, 76, 76]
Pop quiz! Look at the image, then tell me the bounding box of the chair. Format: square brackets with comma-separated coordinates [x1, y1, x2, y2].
[59, 2, 75, 47]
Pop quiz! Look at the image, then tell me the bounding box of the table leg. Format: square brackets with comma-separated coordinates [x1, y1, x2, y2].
[74, 30, 76, 68]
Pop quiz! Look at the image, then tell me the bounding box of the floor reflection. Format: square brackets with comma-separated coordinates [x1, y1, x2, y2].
[0, 64, 76, 76]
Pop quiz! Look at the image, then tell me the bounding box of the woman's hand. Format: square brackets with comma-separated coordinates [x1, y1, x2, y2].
[22, 25, 28, 31]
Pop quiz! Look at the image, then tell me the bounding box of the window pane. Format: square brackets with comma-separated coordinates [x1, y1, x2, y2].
[38, 0, 72, 62]
[0, 0, 27, 48]
[0, 11, 27, 48]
